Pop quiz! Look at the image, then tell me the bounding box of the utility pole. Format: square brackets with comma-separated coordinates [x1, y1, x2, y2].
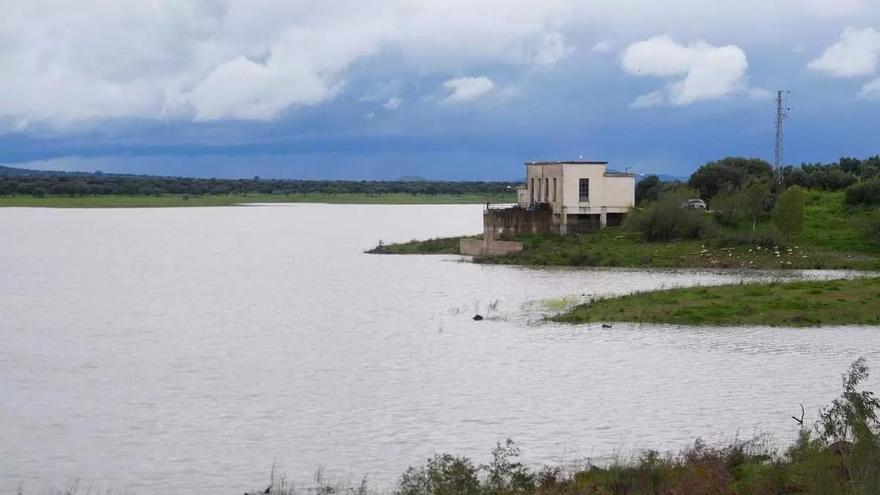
[775, 90, 790, 186]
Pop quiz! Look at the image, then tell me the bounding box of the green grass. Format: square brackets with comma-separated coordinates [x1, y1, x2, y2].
[366, 236, 477, 255]
[554, 276, 880, 326]
[0, 193, 515, 208]
[373, 190, 880, 270]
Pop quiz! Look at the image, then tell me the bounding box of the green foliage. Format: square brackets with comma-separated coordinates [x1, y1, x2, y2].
[367, 236, 472, 255]
[387, 361, 880, 494]
[688, 157, 773, 199]
[741, 179, 772, 232]
[554, 277, 880, 326]
[773, 186, 806, 237]
[850, 212, 880, 246]
[31, 187, 46, 198]
[635, 175, 662, 204]
[628, 194, 711, 241]
[396, 454, 481, 495]
[845, 179, 880, 209]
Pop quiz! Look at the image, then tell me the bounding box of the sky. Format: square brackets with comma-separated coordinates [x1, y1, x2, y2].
[1, 0, 880, 180]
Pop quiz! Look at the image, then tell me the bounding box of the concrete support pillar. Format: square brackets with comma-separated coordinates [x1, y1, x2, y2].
[600, 207, 607, 228]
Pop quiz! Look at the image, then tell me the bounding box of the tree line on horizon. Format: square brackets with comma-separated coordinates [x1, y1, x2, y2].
[0, 167, 519, 198]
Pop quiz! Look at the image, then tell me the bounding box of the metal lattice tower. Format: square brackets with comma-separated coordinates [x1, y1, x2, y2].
[774, 90, 790, 185]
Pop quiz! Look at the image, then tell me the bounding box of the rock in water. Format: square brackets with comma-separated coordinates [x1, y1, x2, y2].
[473, 314, 484, 321]
[601, 323, 613, 328]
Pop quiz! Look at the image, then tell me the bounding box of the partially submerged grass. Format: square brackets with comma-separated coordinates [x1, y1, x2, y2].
[365, 236, 477, 255]
[0, 193, 514, 208]
[554, 276, 880, 326]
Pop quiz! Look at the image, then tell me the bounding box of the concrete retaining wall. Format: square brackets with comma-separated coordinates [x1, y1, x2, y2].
[459, 238, 523, 256]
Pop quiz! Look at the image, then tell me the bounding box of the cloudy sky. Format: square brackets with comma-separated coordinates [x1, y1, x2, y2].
[1, 0, 880, 180]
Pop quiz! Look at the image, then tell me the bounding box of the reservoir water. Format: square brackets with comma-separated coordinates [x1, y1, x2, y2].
[2, 204, 878, 493]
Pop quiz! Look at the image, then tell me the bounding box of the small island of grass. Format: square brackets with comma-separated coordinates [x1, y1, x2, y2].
[553, 277, 880, 326]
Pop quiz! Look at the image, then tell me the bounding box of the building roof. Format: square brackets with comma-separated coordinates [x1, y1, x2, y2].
[525, 160, 609, 165]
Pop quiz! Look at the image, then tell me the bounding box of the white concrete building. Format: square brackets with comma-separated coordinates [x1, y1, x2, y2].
[525, 161, 635, 234]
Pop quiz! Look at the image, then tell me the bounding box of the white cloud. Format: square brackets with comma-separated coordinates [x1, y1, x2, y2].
[2, 0, 880, 128]
[441, 77, 495, 104]
[383, 96, 402, 110]
[621, 36, 751, 107]
[808, 27, 880, 78]
[528, 32, 574, 68]
[859, 77, 880, 99]
[591, 40, 615, 53]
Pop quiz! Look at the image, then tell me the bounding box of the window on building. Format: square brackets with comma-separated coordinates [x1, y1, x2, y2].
[545, 178, 549, 202]
[552, 178, 557, 202]
[579, 178, 590, 202]
[531, 178, 536, 202]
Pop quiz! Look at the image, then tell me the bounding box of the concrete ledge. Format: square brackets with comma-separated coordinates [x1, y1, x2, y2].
[459, 238, 523, 256]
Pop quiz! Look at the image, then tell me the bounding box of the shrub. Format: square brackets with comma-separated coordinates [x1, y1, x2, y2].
[850, 212, 880, 246]
[773, 186, 806, 237]
[845, 180, 880, 209]
[396, 454, 481, 495]
[32, 187, 46, 198]
[627, 194, 711, 241]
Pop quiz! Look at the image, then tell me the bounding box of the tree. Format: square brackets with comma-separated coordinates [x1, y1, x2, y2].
[635, 175, 663, 204]
[689, 157, 773, 200]
[741, 179, 771, 232]
[773, 186, 806, 237]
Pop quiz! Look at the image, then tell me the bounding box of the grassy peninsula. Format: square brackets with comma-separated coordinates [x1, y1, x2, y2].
[553, 276, 880, 326]
[0, 192, 514, 208]
[370, 190, 880, 271]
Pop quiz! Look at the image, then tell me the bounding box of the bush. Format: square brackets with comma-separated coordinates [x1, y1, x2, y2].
[773, 186, 806, 238]
[31, 187, 46, 198]
[627, 195, 711, 241]
[845, 180, 880, 209]
[850, 212, 880, 246]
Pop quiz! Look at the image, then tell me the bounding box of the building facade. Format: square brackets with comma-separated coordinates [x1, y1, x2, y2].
[523, 161, 635, 234]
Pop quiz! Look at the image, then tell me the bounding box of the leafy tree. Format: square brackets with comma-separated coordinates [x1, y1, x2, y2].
[741, 179, 771, 232]
[688, 157, 773, 200]
[773, 186, 805, 237]
[32, 187, 46, 198]
[845, 180, 880, 209]
[635, 175, 663, 204]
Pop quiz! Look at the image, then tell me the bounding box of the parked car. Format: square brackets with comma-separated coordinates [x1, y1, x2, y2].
[680, 198, 707, 209]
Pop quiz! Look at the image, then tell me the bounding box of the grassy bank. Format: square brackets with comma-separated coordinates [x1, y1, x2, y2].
[366, 236, 475, 255]
[370, 191, 880, 270]
[553, 276, 880, 326]
[0, 193, 514, 208]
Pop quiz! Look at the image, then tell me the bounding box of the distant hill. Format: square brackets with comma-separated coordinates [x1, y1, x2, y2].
[0, 165, 51, 176]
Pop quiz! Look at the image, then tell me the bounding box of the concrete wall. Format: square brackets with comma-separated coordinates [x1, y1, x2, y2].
[559, 163, 635, 211]
[459, 238, 523, 256]
[526, 162, 634, 215]
[526, 164, 563, 214]
[485, 206, 554, 239]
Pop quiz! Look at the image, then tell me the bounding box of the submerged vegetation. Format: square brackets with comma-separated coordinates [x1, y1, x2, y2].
[554, 277, 880, 326]
[233, 359, 880, 494]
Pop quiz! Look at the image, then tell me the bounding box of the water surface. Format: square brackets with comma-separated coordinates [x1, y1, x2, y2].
[1, 204, 877, 493]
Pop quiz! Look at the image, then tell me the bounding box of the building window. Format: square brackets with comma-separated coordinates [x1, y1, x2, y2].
[579, 178, 590, 202]
[545, 178, 549, 202]
[531, 178, 536, 202]
[552, 178, 557, 202]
